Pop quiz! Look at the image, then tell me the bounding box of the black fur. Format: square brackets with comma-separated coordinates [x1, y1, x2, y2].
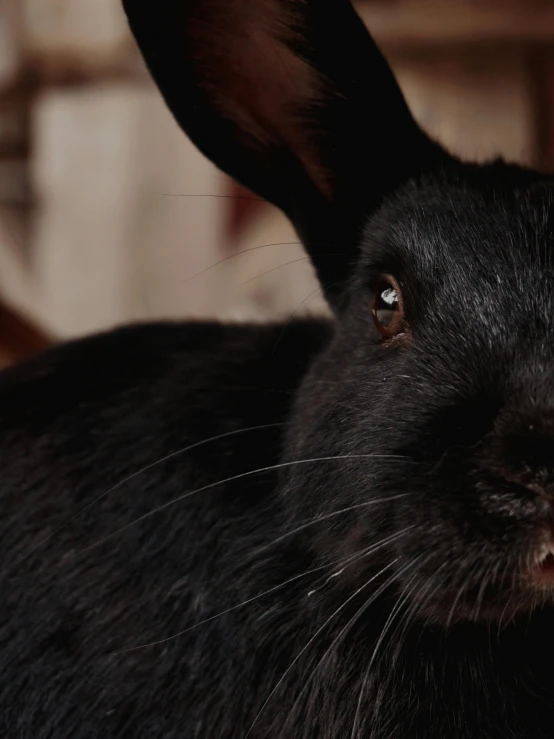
[3, 1, 554, 737]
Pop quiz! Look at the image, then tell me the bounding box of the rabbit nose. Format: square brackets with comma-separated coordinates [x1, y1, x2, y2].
[491, 402, 554, 479]
[476, 405, 554, 518]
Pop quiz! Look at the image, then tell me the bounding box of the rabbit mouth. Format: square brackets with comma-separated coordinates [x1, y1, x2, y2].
[528, 544, 554, 586]
[405, 539, 554, 625]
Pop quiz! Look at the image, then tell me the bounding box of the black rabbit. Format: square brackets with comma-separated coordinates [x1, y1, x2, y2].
[2, 0, 554, 737]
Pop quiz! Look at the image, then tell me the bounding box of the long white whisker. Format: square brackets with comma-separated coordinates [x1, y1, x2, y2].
[78, 455, 412, 556]
[388, 559, 448, 669]
[363, 554, 427, 680]
[243, 559, 398, 739]
[471, 558, 492, 622]
[351, 661, 371, 739]
[445, 574, 471, 630]
[115, 527, 415, 655]
[11, 422, 285, 571]
[444, 551, 485, 629]
[255, 494, 409, 554]
[291, 556, 416, 737]
[271, 284, 328, 354]
[181, 241, 302, 285]
[240, 256, 310, 285]
[359, 558, 430, 730]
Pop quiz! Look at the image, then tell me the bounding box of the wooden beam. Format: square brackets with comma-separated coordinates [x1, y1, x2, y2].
[358, 1, 554, 47]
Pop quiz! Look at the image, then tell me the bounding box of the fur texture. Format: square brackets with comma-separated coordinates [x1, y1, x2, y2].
[3, 0, 554, 737]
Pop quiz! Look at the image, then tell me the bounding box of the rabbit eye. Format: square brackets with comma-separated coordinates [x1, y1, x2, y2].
[372, 276, 405, 338]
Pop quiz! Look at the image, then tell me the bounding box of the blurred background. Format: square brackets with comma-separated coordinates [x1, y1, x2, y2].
[0, 0, 554, 368]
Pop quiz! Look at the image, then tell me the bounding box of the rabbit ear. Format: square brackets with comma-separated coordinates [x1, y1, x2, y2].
[123, 0, 445, 298]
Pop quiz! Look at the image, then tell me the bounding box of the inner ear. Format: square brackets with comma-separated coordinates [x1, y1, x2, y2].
[187, 0, 334, 199]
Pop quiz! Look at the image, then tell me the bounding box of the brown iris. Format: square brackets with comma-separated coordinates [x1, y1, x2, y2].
[372, 275, 405, 338]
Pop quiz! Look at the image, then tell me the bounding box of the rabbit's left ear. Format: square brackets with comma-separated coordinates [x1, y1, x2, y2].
[123, 0, 446, 298]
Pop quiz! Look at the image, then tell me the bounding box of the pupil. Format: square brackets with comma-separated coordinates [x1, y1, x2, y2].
[376, 286, 398, 327]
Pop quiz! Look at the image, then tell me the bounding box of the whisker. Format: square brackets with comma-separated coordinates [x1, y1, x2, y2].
[445, 576, 470, 630]
[351, 660, 371, 738]
[272, 285, 325, 353]
[162, 193, 267, 201]
[77, 455, 415, 557]
[389, 559, 448, 666]
[497, 558, 520, 636]
[368, 564, 432, 727]
[363, 553, 428, 678]
[243, 559, 399, 739]
[444, 554, 485, 629]
[357, 556, 437, 731]
[114, 529, 411, 655]
[240, 257, 310, 285]
[181, 242, 303, 286]
[471, 562, 491, 622]
[240, 253, 345, 287]
[255, 494, 410, 554]
[426, 439, 482, 478]
[10, 422, 285, 572]
[290, 573, 400, 735]
[114, 557, 355, 657]
[271, 279, 343, 354]
[290, 545, 418, 736]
